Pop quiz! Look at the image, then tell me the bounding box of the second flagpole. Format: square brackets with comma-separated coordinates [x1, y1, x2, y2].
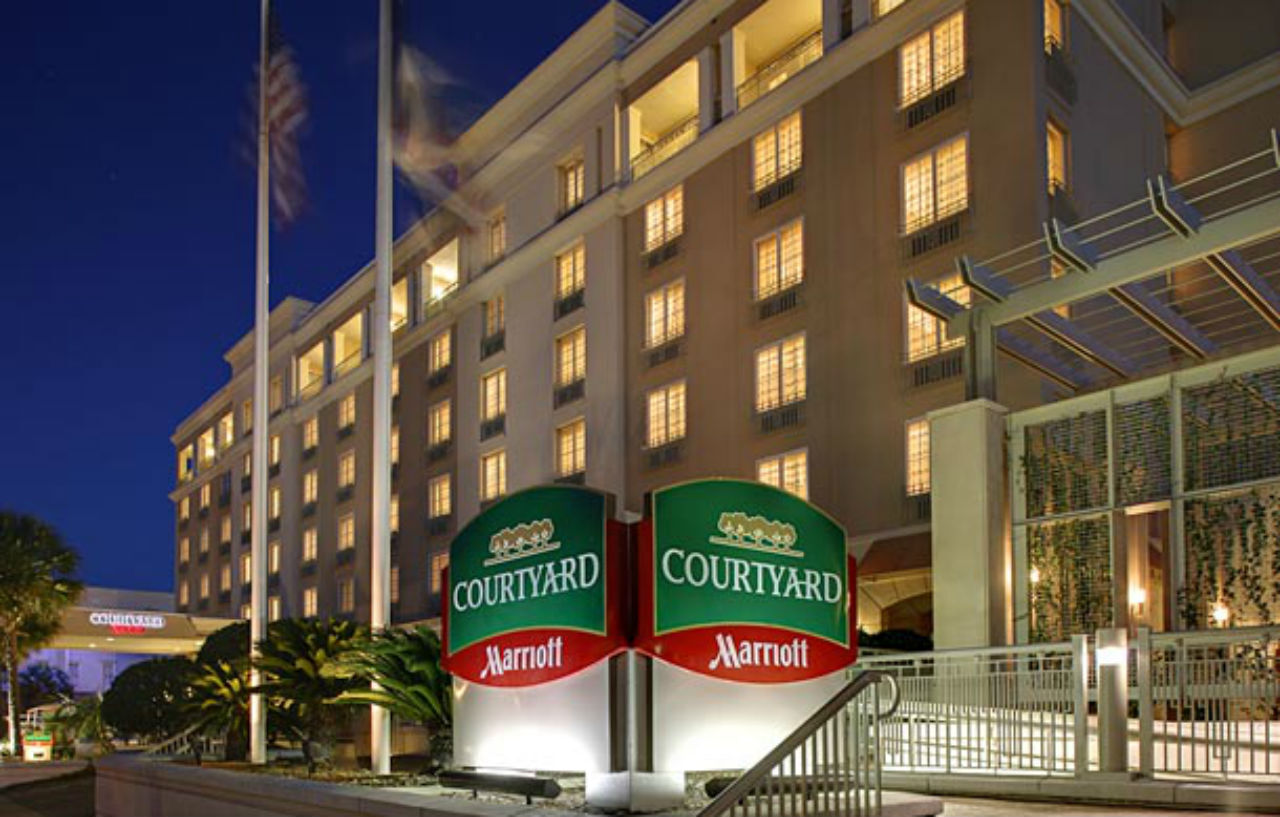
[369, 0, 394, 776]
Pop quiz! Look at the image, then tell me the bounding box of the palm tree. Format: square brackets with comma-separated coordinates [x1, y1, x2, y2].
[185, 659, 252, 762]
[0, 512, 82, 753]
[254, 618, 364, 773]
[49, 694, 113, 756]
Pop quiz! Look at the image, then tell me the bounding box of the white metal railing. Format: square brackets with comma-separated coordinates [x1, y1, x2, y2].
[631, 115, 699, 179]
[736, 30, 823, 110]
[145, 724, 225, 760]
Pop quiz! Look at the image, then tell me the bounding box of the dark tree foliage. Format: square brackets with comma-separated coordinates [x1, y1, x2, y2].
[101, 656, 196, 740]
[15, 662, 73, 710]
[857, 628, 933, 653]
[197, 621, 250, 666]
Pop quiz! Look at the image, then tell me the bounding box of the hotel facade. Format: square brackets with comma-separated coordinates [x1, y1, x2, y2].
[170, 0, 1280, 647]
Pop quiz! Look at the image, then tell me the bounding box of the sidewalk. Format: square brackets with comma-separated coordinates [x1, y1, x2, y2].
[0, 761, 89, 791]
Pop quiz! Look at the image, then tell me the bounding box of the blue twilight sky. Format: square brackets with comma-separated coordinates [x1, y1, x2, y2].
[0, 1, 678, 592]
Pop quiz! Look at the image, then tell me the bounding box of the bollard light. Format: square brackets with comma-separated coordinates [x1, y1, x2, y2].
[1096, 645, 1127, 667]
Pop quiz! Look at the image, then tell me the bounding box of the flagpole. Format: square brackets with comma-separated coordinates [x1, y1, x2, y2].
[369, 0, 394, 776]
[249, 0, 271, 767]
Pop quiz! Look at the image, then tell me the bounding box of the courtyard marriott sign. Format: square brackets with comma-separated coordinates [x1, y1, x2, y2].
[443, 485, 624, 688]
[637, 479, 856, 683]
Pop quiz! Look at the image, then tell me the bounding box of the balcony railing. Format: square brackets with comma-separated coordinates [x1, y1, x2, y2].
[333, 350, 361, 378]
[736, 29, 822, 110]
[297, 377, 323, 402]
[422, 282, 459, 320]
[631, 114, 698, 179]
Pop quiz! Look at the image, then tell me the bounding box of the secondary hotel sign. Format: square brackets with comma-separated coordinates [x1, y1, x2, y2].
[88, 611, 167, 635]
[637, 479, 856, 683]
[442, 485, 624, 687]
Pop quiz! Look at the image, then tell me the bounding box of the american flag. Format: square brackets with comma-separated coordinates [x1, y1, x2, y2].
[251, 8, 307, 225]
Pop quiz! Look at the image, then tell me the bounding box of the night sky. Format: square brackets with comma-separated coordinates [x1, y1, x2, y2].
[0, 1, 678, 593]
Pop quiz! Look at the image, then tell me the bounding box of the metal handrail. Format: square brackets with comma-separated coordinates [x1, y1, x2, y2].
[699, 670, 899, 817]
[631, 114, 699, 179]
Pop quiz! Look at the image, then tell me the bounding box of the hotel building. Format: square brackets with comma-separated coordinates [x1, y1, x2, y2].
[170, 0, 1280, 644]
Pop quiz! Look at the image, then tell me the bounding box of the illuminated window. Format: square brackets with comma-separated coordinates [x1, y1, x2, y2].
[483, 296, 505, 337]
[391, 425, 400, 466]
[332, 311, 364, 377]
[390, 565, 401, 605]
[488, 211, 507, 261]
[269, 540, 281, 574]
[220, 564, 231, 592]
[390, 494, 399, 533]
[754, 220, 804, 299]
[431, 553, 449, 593]
[560, 158, 585, 211]
[243, 451, 252, 477]
[243, 501, 252, 532]
[906, 418, 931, 496]
[480, 449, 507, 501]
[303, 417, 318, 449]
[556, 418, 587, 477]
[339, 513, 355, 551]
[339, 394, 356, 430]
[755, 334, 807, 412]
[429, 400, 451, 446]
[391, 363, 400, 397]
[240, 553, 251, 584]
[178, 582, 189, 606]
[906, 274, 970, 361]
[220, 516, 231, 544]
[269, 375, 284, 413]
[339, 450, 356, 488]
[302, 527, 317, 562]
[298, 342, 325, 398]
[303, 470, 317, 504]
[555, 327, 587, 387]
[339, 579, 355, 613]
[874, 0, 907, 18]
[179, 537, 190, 564]
[481, 369, 507, 421]
[646, 381, 686, 448]
[217, 413, 234, 451]
[752, 113, 802, 191]
[429, 474, 452, 519]
[1044, 0, 1066, 53]
[200, 527, 210, 554]
[178, 444, 195, 483]
[179, 496, 191, 521]
[198, 429, 216, 468]
[242, 400, 253, 434]
[645, 280, 685, 349]
[269, 486, 281, 521]
[902, 135, 968, 233]
[391, 277, 409, 330]
[199, 574, 210, 600]
[269, 595, 282, 622]
[899, 11, 965, 107]
[555, 243, 586, 300]
[644, 186, 684, 252]
[240, 602, 250, 619]
[269, 434, 281, 466]
[420, 243, 459, 306]
[757, 449, 809, 499]
[1047, 120, 1068, 194]
[303, 586, 318, 617]
[199, 483, 211, 509]
[429, 330, 452, 373]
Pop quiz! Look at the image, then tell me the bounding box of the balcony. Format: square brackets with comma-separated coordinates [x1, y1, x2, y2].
[555, 471, 587, 486]
[421, 239, 460, 319]
[302, 444, 317, 461]
[297, 377, 323, 403]
[646, 439, 684, 469]
[337, 548, 355, 567]
[737, 28, 822, 110]
[644, 236, 680, 270]
[554, 288, 585, 321]
[901, 211, 967, 260]
[268, 462, 280, 479]
[241, 475, 251, 493]
[554, 379, 586, 409]
[427, 441, 451, 463]
[268, 517, 280, 534]
[645, 336, 683, 369]
[480, 330, 505, 360]
[337, 484, 354, 503]
[757, 283, 803, 320]
[627, 59, 699, 180]
[217, 492, 230, 509]
[300, 559, 317, 577]
[267, 572, 281, 590]
[480, 415, 506, 441]
[907, 349, 964, 389]
[241, 530, 251, 545]
[218, 540, 231, 557]
[757, 400, 806, 433]
[427, 515, 451, 537]
[337, 422, 355, 441]
[302, 501, 317, 518]
[427, 364, 452, 389]
[1045, 40, 1077, 105]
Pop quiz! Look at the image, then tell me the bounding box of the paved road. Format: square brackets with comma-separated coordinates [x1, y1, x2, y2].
[942, 795, 1275, 816]
[0, 771, 94, 817]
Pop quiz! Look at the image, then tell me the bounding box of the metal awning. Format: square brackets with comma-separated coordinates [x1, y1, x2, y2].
[46, 607, 238, 655]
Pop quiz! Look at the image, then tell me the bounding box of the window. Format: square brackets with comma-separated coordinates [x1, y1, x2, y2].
[758, 449, 809, 499]
[179, 536, 190, 564]
[303, 586, 318, 617]
[269, 486, 281, 521]
[178, 444, 195, 483]
[269, 375, 284, 413]
[391, 425, 400, 465]
[269, 434, 281, 466]
[240, 552, 252, 584]
[906, 274, 970, 361]
[755, 334, 807, 412]
[240, 602, 250, 620]
[431, 553, 449, 594]
[243, 451, 252, 477]
[339, 450, 356, 488]
[483, 296, 505, 337]
[645, 280, 685, 349]
[1044, 0, 1066, 52]
[269, 540, 281, 574]
[1047, 120, 1068, 194]
[243, 502, 252, 532]
[390, 565, 401, 605]
[390, 494, 399, 533]
[179, 582, 189, 606]
[269, 596, 282, 622]
[555, 327, 587, 387]
[333, 312, 364, 376]
[874, 0, 907, 18]
[391, 363, 400, 398]
[298, 342, 325, 398]
[199, 573, 210, 600]
[556, 419, 586, 478]
[429, 330, 452, 373]
[303, 470, 318, 504]
[303, 527, 317, 562]
[429, 474, 452, 518]
[218, 413, 234, 451]
[421, 244, 460, 305]
[646, 381, 687, 448]
[198, 429, 216, 468]
[644, 186, 684, 252]
[902, 135, 968, 233]
[560, 158, 585, 212]
[242, 400, 253, 434]
[754, 220, 804, 299]
[339, 513, 355, 550]
[220, 516, 231, 544]
[220, 564, 231, 592]
[488, 211, 507, 261]
[481, 369, 507, 421]
[480, 450, 507, 501]
[899, 11, 965, 107]
[391, 277, 409, 330]
[303, 417, 318, 449]
[339, 579, 355, 613]
[200, 527, 210, 554]
[179, 496, 191, 521]
[429, 400, 451, 446]
[555, 243, 586, 299]
[752, 113, 802, 191]
[339, 394, 356, 429]
[906, 418, 931, 495]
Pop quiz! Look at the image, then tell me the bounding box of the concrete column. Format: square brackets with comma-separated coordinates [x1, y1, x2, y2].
[697, 46, 717, 132]
[929, 398, 1010, 649]
[718, 29, 744, 119]
[822, 0, 843, 50]
[849, 0, 871, 33]
[619, 105, 642, 183]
